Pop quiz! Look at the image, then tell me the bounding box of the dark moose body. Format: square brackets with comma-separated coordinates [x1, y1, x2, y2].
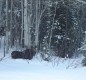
[11, 48, 36, 60]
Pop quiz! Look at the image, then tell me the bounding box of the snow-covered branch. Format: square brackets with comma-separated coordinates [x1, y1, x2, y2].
[77, 0, 86, 4]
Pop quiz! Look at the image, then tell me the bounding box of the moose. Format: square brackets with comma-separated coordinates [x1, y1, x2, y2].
[11, 46, 36, 60]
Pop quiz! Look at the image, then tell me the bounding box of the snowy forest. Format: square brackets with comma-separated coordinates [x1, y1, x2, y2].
[0, 0, 86, 66]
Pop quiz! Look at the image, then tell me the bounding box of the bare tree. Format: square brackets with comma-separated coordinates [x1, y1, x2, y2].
[24, 0, 31, 48]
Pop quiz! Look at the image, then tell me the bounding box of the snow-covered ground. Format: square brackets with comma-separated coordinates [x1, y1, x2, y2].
[0, 53, 86, 80]
[0, 37, 86, 80]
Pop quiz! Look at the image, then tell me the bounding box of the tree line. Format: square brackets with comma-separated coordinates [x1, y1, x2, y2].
[0, 0, 86, 60]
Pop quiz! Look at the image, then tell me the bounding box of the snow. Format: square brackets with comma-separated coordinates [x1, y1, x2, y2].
[0, 67, 86, 80]
[0, 36, 86, 80]
[77, 0, 86, 4]
[0, 51, 85, 80]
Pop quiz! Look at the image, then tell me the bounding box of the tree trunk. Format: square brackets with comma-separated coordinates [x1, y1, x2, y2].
[21, 0, 24, 48]
[49, 1, 57, 49]
[5, 0, 9, 54]
[35, 0, 39, 47]
[0, 0, 2, 23]
[24, 0, 31, 48]
[10, 0, 13, 47]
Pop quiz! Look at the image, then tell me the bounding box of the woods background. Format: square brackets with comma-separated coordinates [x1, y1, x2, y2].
[0, 0, 86, 60]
